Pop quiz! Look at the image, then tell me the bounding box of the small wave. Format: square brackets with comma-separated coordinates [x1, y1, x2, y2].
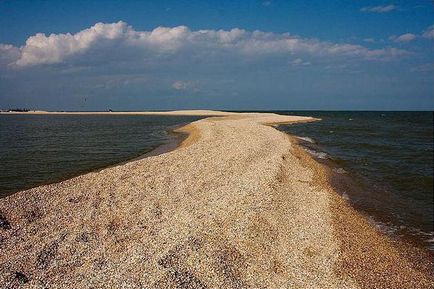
[367, 217, 399, 235]
[341, 192, 350, 201]
[303, 148, 328, 159]
[421, 234, 434, 251]
[333, 167, 347, 174]
[366, 217, 434, 251]
[296, 136, 315, 143]
[407, 227, 434, 238]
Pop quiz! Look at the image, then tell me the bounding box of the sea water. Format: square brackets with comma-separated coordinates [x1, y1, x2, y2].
[278, 111, 433, 251]
[0, 114, 203, 197]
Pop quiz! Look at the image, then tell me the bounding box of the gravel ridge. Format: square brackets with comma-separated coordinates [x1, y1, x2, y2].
[0, 112, 432, 288]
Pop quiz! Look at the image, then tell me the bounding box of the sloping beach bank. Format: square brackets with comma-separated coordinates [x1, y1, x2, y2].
[0, 111, 432, 288]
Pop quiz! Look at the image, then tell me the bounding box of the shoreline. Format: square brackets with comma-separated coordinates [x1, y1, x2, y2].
[289, 135, 434, 255]
[0, 111, 432, 288]
[286, 136, 434, 287]
[0, 110, 237, 116]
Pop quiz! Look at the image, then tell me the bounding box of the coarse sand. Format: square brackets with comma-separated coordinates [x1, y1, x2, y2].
[0, 111, 433, 288]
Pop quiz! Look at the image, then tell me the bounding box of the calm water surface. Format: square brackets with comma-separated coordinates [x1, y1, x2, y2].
[0, 115, 203, 197]
[278, 111, 433, 251]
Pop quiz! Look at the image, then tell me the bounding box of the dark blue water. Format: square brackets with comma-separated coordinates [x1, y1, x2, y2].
[278, 111, 433, 251]
[0, 114, 203, 197]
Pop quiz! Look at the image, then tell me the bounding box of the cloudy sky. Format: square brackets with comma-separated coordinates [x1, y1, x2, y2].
[0, 0, 433, 110]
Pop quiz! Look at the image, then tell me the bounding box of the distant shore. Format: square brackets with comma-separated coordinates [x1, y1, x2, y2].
[0, 110, 236, 116]
[0, 111, 432, 288]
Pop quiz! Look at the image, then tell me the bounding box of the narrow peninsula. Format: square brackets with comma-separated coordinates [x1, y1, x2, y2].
[0, 111, 432, 288]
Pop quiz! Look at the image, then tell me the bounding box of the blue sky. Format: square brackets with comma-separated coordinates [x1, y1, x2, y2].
[0, 0, 433, 110]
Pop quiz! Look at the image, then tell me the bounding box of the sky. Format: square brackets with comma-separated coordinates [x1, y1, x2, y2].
[0, 0, 433, 111]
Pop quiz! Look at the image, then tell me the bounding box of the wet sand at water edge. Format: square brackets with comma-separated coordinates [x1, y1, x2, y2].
[0, 111, 433, 288]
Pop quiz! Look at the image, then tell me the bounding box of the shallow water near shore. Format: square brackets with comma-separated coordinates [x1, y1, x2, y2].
[0, 114, 203, 197]
[277, 111, 433, 252]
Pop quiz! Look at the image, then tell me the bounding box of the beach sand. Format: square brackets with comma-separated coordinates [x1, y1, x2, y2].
[0, 111, 433, 288]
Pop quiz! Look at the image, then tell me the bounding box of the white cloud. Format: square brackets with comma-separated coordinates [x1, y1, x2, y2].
[172, 80, 198, 91]
[17, 22, 130, 66]
[0, 44, 20, 68]
[390, 25, 434, 43]
[172, 80, 188, 90]
[292, 58, 303, 65]
[360, 4, 397, 13]
[392, 33, 417, 42]
[422, 25, 434, 39]
[292, 58, 311, 66]
[0, 21, 409, 68]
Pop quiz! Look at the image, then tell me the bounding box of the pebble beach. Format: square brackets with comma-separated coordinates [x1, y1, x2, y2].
[0, 111, 433, 288]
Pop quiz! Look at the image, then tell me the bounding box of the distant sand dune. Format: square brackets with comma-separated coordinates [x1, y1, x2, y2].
[0, 111, 432, 288]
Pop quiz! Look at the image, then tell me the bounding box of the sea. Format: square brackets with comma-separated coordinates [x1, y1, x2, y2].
[277, 111, 433, 252]
[0, 111, 432, 252]
[0, 114, 203, 197]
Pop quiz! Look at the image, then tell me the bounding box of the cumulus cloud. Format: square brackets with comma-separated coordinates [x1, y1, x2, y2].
[292, 58, 311, 66]
[422, 25, 434, 39]
[0, 44, 20, 68]
[16, 22, 130, 66]
[392, 33, 417, 42]
[360, 4, 397, 13]
[390, 25, 434, 43]
[0, 21, 408, 69]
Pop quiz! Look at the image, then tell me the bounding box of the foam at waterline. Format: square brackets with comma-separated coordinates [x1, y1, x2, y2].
[303, 147, 328, 159]
[341, 192, 350, 201]
[296, 136, 315, 143]
[366, 216, 434, 251]
[333, 167, 347, 174]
